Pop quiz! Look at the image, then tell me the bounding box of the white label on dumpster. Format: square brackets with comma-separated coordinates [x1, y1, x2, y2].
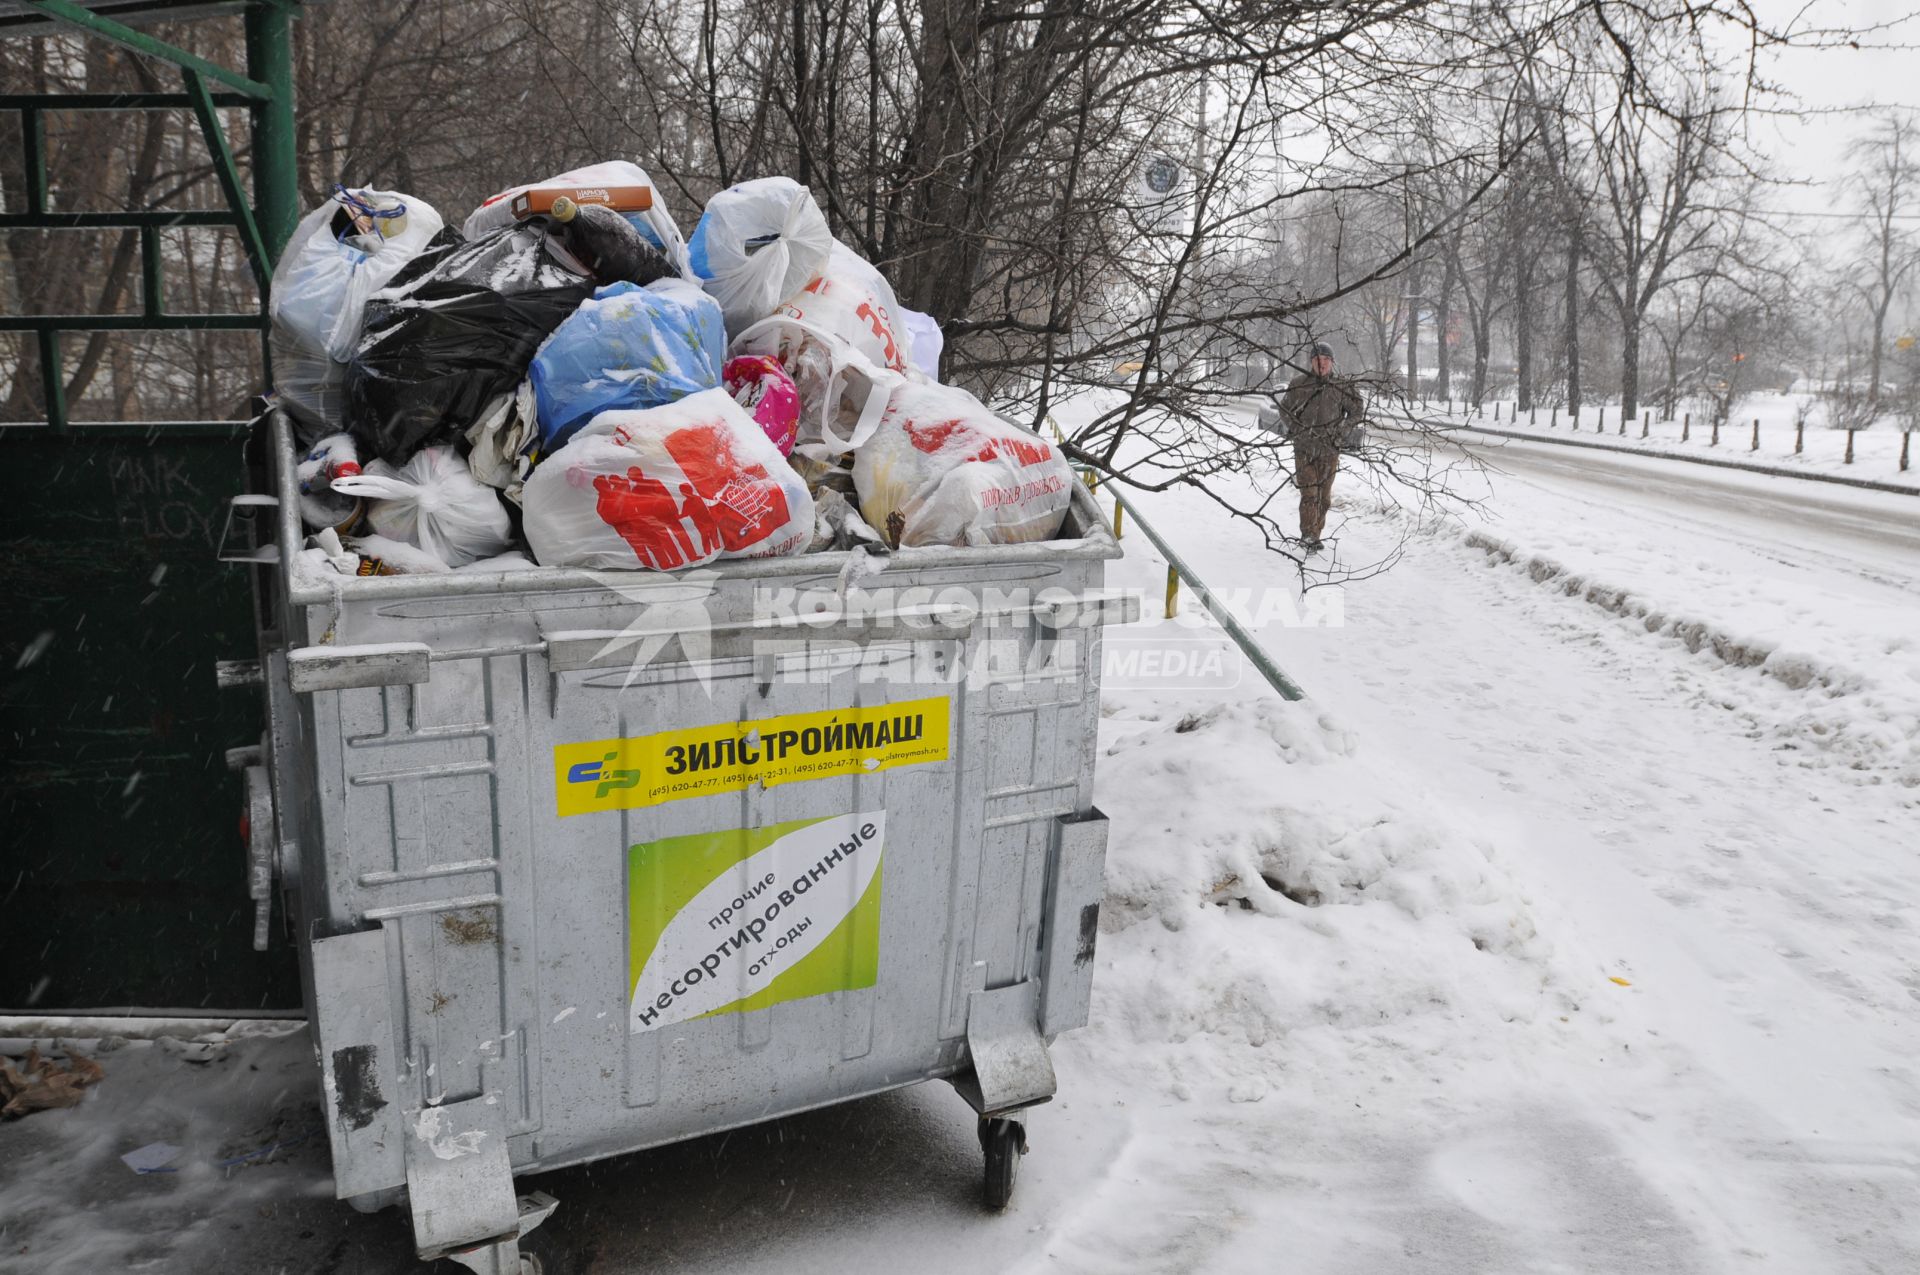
[627, 811, 884, 1033]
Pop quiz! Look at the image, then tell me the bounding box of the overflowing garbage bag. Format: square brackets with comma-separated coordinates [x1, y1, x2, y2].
[345, 223, 601, 464]
[687, 177, 833, 335]
[332, 444, 514, 567]
[465, 160, 689, 277]
[529, 279, 726, 454]
[292, 162, 1091, 582]
[730, 241, 920, 465]
[271, 186, 444, 439]
[520, 388, 814, 570]
[852, 380, 1073, 548]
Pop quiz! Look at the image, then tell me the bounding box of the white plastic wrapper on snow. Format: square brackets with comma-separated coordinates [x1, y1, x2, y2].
[521, 387, 814, 571]
[687, 176, 834, 335]
[269, 187, 444, 434]
[463, 159, 688, 277]
[331, 445, 513, 568]
[853, 380, 1073, 547]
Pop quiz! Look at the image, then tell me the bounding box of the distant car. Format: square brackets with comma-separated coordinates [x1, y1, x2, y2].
[1109, 360, 1146, 384]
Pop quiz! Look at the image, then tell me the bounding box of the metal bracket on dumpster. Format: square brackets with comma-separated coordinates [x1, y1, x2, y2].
[310, 927, 405, 1199]
[951, 981, 1056, 1116]
[407, 1092, 521, 1264]
[1039, 810, 1109, 1037]
[442, 1192, 560, 1275]
[243, 764, 277, 951]
[217, 492, 280, 564]
[288, 641, 431, 692]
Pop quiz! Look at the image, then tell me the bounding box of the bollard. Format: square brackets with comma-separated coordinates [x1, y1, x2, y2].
[1494, 402, 1501, 422]
[1710, 418, 1720, 446]
[1795, 418, 1804, 454]
[1640, 412, 1649, 438]
[1750, 418, 1759, 451]
[1846, 429, 1855, 464]
[1112, 497, 1124, 540]
[1530, 406, 1537, 425]
[1165, 564, 1180, 618]
[1618, 410, 1626, 436]
[1902, 430, 1911, 473]
[1681, 412, 1690, 443]
[1550, 406, 1558, 428]
[1597, 406, 1605, 431]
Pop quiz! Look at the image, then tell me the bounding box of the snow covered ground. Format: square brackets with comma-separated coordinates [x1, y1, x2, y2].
[4, 407, 1917, 1273]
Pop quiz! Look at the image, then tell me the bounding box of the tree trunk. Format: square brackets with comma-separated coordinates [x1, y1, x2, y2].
[1869, 296, 1890, 410]
[1563, 226, 1581, 409]
[1516, 253, 1534, 411]
[1406, 260, 1422, 395]
[1436, 246, 1456, 398]
[1621, 303, 1641, 424]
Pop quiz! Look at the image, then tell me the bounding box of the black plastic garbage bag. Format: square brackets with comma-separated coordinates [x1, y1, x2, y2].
[346, 223, 598, 465]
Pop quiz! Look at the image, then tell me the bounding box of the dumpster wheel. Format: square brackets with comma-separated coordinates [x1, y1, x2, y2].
[979, 1115, 1028, 1210]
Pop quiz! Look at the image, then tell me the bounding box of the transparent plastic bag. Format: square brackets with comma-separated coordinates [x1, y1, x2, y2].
[331, 445, 514, 568]
[269, 186, 444, 436]
[687, 177, 833, 335]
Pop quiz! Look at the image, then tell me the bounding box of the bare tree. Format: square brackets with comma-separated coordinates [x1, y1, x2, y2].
[1842, 112, 1920, 411]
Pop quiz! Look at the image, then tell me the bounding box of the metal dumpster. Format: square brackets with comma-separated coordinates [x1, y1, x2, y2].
[233, 410, 1128, 1271]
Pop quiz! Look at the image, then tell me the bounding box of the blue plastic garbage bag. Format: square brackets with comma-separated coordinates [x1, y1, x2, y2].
[529, 279, 727, 453]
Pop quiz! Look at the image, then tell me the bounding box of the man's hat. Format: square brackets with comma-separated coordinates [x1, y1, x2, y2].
[1310, 342, 1335, 359]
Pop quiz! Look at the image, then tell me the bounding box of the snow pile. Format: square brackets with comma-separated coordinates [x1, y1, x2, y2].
[1462, 529, 1920, 786]
[1087, 697, 1577, 1092]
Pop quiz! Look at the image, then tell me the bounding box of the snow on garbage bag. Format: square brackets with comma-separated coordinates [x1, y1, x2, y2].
[331, 445, 514, 568]
[852, 380, 1073, 548]
[465, 160, 689, 277]
[687, 177, 833, 334]
[270, 186, 444, 439]
[528, 279, 726, 454]
[521, 388, 814, 571]
[345, 222, 597, 464]
[723, 354, 800, 455]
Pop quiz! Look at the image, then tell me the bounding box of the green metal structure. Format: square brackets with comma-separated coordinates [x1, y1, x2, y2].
[1, 0, 302, 1010]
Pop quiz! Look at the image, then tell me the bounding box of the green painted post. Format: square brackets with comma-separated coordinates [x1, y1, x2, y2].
[21, 107, 47, 215]
[35, 330, 65, 431]
[183, 70, 271, 292]
[245, 1, 298, 266]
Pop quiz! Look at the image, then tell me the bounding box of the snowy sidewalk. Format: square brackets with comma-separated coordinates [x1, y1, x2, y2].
[4, 428, 1917, 1273]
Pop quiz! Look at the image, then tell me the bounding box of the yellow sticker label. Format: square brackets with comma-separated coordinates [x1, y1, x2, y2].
[554, 695, 951, 817]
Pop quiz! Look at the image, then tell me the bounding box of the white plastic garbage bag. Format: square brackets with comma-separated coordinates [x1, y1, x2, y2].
[521, 388, 814, 571]
[464, 160, 688, 278]
[900, 308, 943, 380]
[687, 177, 834, 335]
[269, 187, 444, 436]
[332, 445, 514, 568]
[730, 313, 903, 466]
[852, 381, 1073, 547]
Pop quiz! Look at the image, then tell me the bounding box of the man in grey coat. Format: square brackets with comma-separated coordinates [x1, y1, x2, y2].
[1271, 343, 1365, 552]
